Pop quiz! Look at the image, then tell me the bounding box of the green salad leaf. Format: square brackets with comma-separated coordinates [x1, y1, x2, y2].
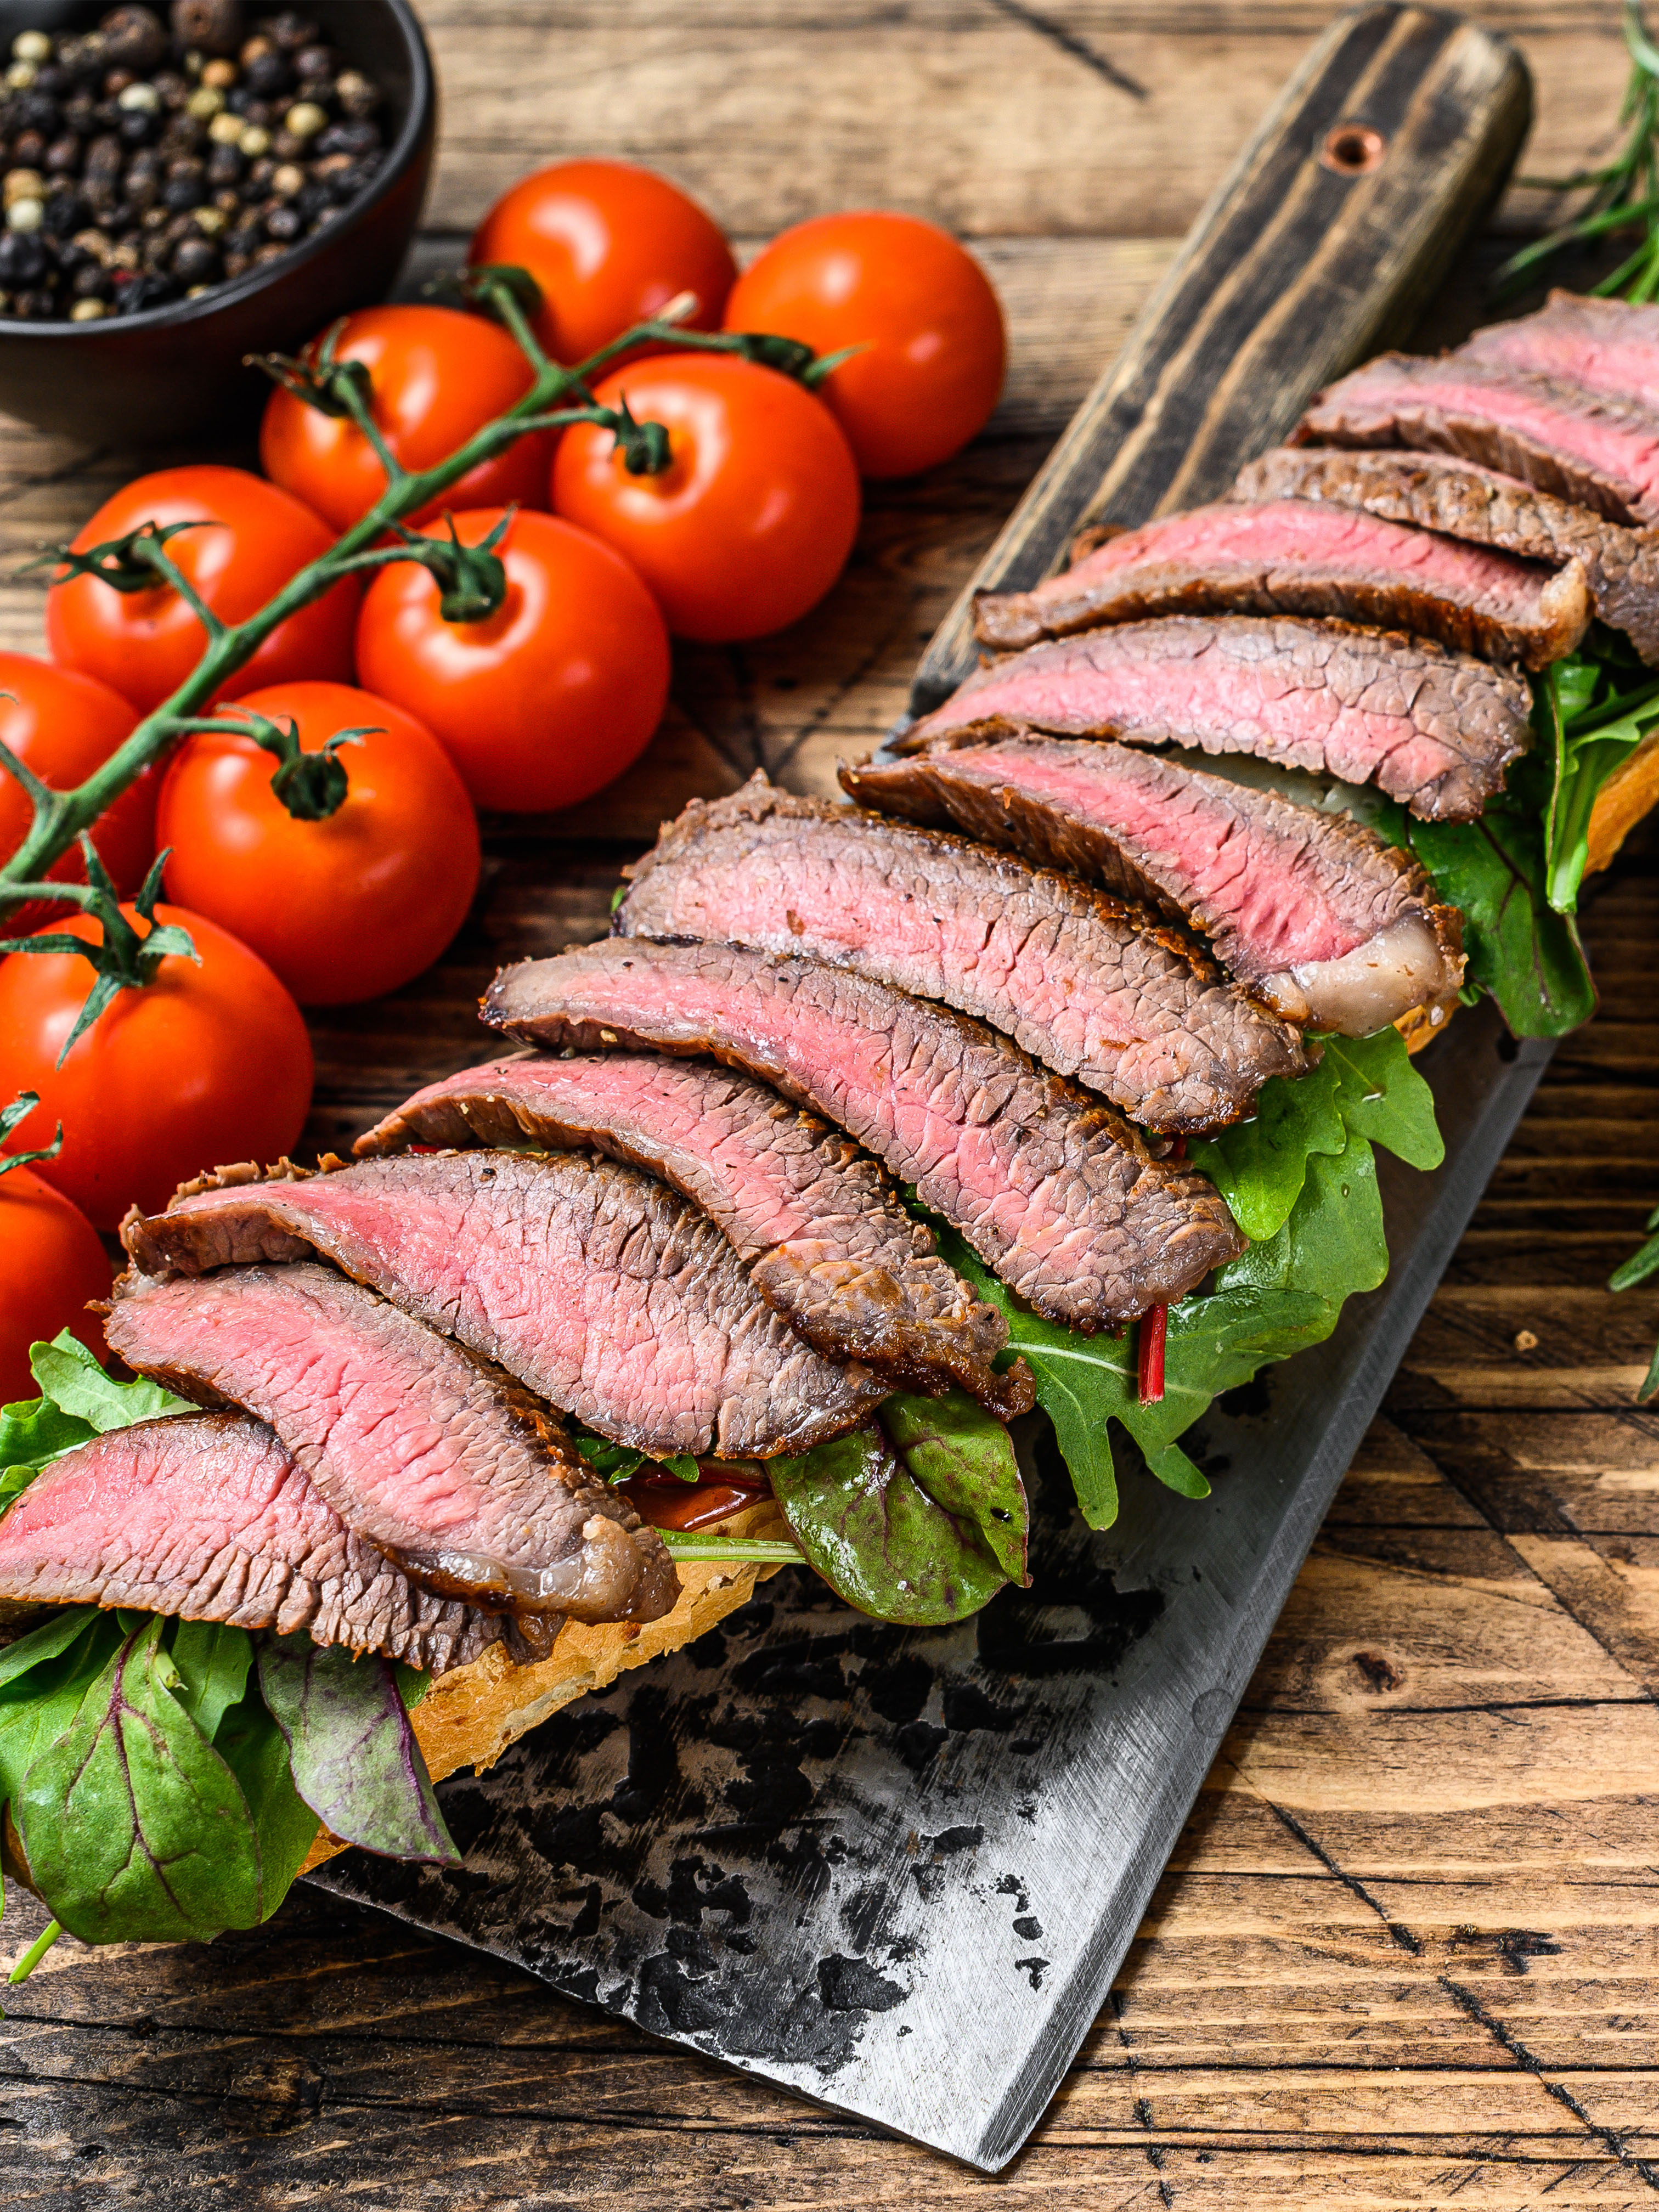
[1610, 1201, 1659, 1405]
[27, 1333, 191, 1435]
[1536, 642, 1659, 915]
[769, 1387, 1028, 1623]
[569, 1426, 700, 1484]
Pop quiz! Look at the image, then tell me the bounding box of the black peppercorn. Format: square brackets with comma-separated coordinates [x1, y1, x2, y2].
[171, 232, 218, 283]
[70, 261, 112, 298]
[11, 129, 46, 168]
[44, 133, 81, 173]
[171, 0, 244, 55]
[157, 114, 203, 157]
[114, 268, 177, 311]
[314, 119, 378, 160]
[204, 141, 240, 186]
[98, 7, 168, 74]
[293, 43, 331, 80]
[266, 13, 319, 53]
[161, 172, 203, 210]
[0, 231, 48, 284]
[13, 286, 55, 317]
[14, 91, 61, 135]
[43, 189, 83, 234]
[262, 199, 299, 241]
[117, 109, 155, 145]
[241, 50, 291, 98]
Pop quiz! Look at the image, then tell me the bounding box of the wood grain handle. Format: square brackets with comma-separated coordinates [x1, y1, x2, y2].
[906, 4, 1532, 719]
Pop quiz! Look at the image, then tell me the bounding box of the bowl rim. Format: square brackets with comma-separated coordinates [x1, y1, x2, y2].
[0, 0, 435, 338]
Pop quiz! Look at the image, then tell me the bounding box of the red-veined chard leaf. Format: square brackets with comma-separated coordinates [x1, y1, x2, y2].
[768, 1387, 1028, 1624]
[256, 1633, 459, 1865]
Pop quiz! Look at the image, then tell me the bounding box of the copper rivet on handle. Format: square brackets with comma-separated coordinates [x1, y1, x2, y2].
[1320, 122, 1387, 175]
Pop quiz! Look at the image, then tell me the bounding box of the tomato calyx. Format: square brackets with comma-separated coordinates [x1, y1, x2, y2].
[0, 842, 199, 1066]
[435, 261, 547, 325]
[180, 708, 377, 823]
[393, 511, 514, 624]
[0, 1090, 64, 1179]
[249, 322, 377, 424]
[32, 518, 213, 600]
[607, 393, 672, 476]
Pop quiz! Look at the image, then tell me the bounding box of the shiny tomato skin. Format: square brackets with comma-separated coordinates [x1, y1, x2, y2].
[46, 466, 361, 715]
[468, 159, 737, 365]
[354, 507, 670, 814]
[259, 305, 552, 535]
[0, 654, 154, 931]
[724, 212, 1006, 478]
[552, 354, 861, 640]
[0, 1162, 111, 1402]
[157, 680, 482, 1007]
[0, 902, 313, 1228]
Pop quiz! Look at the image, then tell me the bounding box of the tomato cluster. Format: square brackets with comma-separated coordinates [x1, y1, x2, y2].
[0, 156, 1005, 1380]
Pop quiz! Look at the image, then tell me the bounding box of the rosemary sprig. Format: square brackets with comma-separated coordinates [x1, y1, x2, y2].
[1494, 2, 1659, 303]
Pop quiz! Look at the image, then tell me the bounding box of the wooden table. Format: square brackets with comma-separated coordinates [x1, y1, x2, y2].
[3, 4, 1658, 2203]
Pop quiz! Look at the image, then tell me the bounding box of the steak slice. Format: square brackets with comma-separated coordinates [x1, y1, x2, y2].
[841, 736, 1465, 1035]
[123, 1150, 884, 1462]
[482, 938, 1246, 1329]
[351, 1054, 1030, 1420]
[104, 1261, 678, 1626]
[972, 497, 1588, 669]
[1296, 352, 1659, 526]
[0, 1412, 524, 1675]
[899, 614, 1531, 821]
[1234, 445, 1659, 664]
[617, 776, 1308, 1127]
[1461, 290, 1659, 410]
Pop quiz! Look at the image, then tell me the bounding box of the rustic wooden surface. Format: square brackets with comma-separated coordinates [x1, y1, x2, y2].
[3, 3, 1659, 2204]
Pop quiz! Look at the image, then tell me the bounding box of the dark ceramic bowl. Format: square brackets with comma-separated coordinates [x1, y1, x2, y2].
[0, 0, 436, 442]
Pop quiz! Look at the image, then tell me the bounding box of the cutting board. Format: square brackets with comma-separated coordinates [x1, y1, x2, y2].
[313, 4, 1537, 2171]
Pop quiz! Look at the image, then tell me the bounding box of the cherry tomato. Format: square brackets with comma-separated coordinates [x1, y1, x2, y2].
[0, 904, 314, 1228]
[0, 1156, 110, 1402]
[468, 159, 737, 365]
[724, 213, 1006, 479]
[551, 353, 861, 641]
[0, 654, 154, 933]
[157, 680, 481, 1007]
[46, 466, 361, 716]
[354, 507, 670, 813]
[259, 304, 553, 535]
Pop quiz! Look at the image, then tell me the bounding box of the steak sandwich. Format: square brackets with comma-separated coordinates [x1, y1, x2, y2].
[6, 289, 1659, 1961]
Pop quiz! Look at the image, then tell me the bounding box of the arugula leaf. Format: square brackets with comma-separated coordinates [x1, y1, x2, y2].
[769, 1388, 1028, 1623]
[256, 1633, 460, 1865]
[15, 1619, 264, 1944]
[1609, 1202, 1659, 1405]
[27, 1333, 191, 1434]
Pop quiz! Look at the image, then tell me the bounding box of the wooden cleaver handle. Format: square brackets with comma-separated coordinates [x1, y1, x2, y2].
[907, 4, 1532, 718]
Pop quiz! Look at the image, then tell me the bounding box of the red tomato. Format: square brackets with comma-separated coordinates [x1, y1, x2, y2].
[468, 159, 737, 365]
[0, 654, 153, 931]
[0, 903, 313, 1228]
[157, 680, 482, 1007]
[0, 1158, 110, 1402]
[551, 353, 861, 641]
[724, 212, 1006, 479]
[46, 466, 361, 716]
[354, 507, 670, 813]
[259, 304, 552, 535]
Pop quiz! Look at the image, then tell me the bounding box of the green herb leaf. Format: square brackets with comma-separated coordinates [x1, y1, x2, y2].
[212, 1683, 320, 1915]
[0, 1609, 122, 1804]
[1611, 1205, 1659, 1292]
[168, 1620, 256, 1744]
[29, 1331, 192, 1434]
[569, 1429, 699, 1484]
[256, 1633, 460, 1865]
[769, 1389, 1028, 1624]
[16, 1619, 264, 1944]
[657, 1531, 804, 1562]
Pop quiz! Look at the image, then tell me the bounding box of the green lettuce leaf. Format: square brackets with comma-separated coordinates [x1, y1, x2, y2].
[769, 1387, 1028, 1623]
[1536, 642, 1659, 913]
[27, 1333, 191, 1434]
[256, 1634, 460, 1865]
[15, 1619, 265, 1944]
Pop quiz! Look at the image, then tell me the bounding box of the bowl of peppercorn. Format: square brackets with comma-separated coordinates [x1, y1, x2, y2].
[0, 0, 434, 442]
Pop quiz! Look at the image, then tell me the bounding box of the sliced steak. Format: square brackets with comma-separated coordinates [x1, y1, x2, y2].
[617, 776, 1307, 1127]
[972, 497, 1588, 669]
[842, 736, 1464, 1034]
[1296, 351, 1659, 526]
[104, 1261, 678, 1627]
[0, 1412, 523, 1675]
[1234, 445, 1659, 664]
[482, 938, 1245, 1329]
[352, 1054, 1029, 1419]
[899, 614, 1531, 821]
[124, 1150, 884, 1462]
[1461, 290, 1659, 410]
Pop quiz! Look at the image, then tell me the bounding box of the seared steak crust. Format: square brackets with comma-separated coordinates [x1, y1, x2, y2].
[105, 1261, 678, 1627]
[899, 614, 1531, 821]
[1297, 351, 1659, 526]
[972, 497, 1589, 669]
[123, 1150, 885, 1460]
[616, 776, 1307, 1128]
[1234, 445, 1659, 666]
[1460, 290, 1659, 410]
[0, 1412, 522, 1674]
[840, 737, 1465, 1035]
[351, 1054, 1029, 1419]
[482, 938, 1246, 1329]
